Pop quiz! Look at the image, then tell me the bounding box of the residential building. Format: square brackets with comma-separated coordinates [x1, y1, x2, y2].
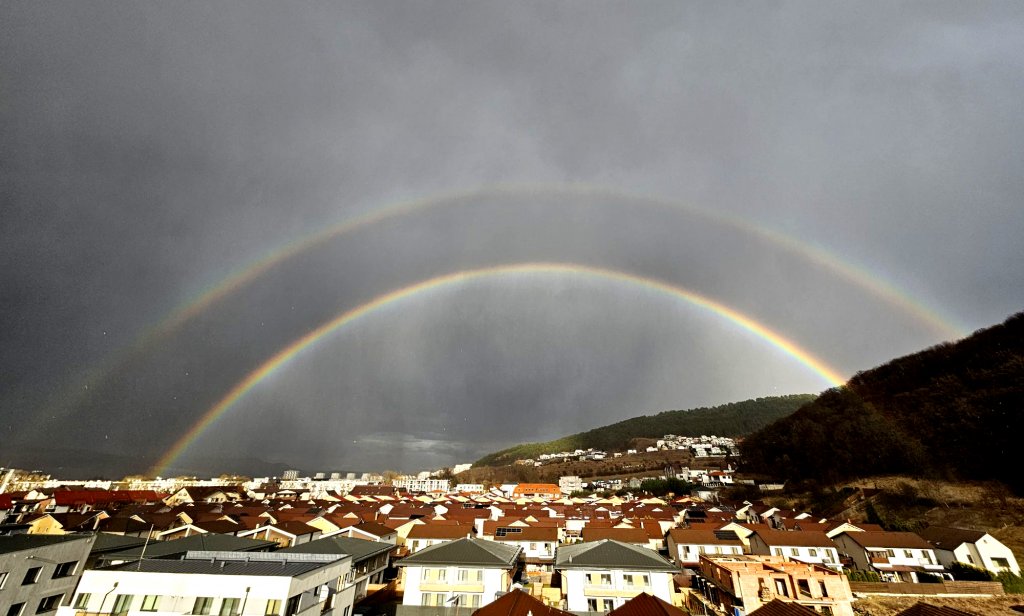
[748, 531, 842, 570]
[59, 550, 354, 616]
[558, 477, 583, 496]
[0, 534, 96, 616]
[666, 528, 744, 568]
[406, 525, 473, 554]
[281, 536, 395, 601]
[553, 539, 678, 612]
[689, 555, 854, 616]
[398, 538, 521, 611]
[917, 526, 1020, 575]
[831, 532, 943, 583]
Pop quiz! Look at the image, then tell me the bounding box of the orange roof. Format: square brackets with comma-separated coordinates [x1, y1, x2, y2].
[512, 484, 561, 495]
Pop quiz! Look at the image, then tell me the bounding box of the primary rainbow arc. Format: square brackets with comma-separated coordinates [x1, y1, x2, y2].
[151, 261, 848, 476]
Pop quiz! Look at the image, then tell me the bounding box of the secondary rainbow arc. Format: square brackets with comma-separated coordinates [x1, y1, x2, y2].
[151, 261, 848, 476]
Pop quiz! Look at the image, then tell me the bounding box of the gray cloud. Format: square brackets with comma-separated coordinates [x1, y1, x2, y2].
[2, 2, 1022, 475]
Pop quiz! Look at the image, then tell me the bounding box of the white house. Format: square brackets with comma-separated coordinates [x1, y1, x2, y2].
[58, 550, 355, 616]
[665, 528, 744, 567]
[553, 539, 679, 612]
[748, 530, 842, 569]
[918, 526, 1020, 575]
[831, 531, 943, 583]
[397, 537, 521, 610]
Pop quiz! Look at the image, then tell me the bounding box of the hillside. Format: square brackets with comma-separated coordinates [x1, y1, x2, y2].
[473, 394, 815, 467]
[741, 311, 1024, 492]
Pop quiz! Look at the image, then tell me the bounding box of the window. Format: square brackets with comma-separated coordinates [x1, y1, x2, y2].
[820, 581, 829, 598]
[885, 549, 895, 558]
[0, 572, 7, 589]
[52, 561, 77, 578]
[641, 574, 650, 586]
[821, 607, 833, 616]
[36, 595, 63, 614]
[193, 597, 214, 616]
[7, 604, 25, 616]
[142, 596, 160, 612]
[797, 579, 811, 597]
[904, 550, 913, 559]
[602, 600, 614, 611]
[790, 548, 800, 557]
[22, 567, 41, 585]
[220, 598, 241, 616]
[823, 550, 835, 563]
[773, 548, 782, 556]
[467, 595, 481, 608]
[265, 600, 281, 616]
[529, 542, 537, 551]
[994, 557, 1010, 569]
[285, 595, 301, 616]
[74, 594, 91, 610]
[774, 579, 788, 597]
[600, 573, 611, 586]
[421, 594, 434, 607]
[586, 599, 598, 612]
[112, 595, 134, 616]
[809, 548, 817, 557]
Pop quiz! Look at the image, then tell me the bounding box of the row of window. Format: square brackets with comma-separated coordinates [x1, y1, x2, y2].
[5, 594, 64, 616]
[420, 593, 482, 608]
[771, 547, 836, 562]
[421, 568, 483, 583]
[584, 573, 650, 587]
[0, 561, 79, 590]
[72, 594, 284, 616]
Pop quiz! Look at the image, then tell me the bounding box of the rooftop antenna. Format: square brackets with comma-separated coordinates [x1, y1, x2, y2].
[136, 524, 155, 571]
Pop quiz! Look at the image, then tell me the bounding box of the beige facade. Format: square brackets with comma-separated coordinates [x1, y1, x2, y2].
[692, 555, 853, 616]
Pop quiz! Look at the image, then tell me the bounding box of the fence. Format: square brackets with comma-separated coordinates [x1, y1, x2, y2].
[849, 581, 1004, 596]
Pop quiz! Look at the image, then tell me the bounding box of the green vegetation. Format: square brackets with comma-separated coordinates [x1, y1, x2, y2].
[638, 477, 695, 497]
[741, 312, 1024, 493]
[473, 394, 815, 467]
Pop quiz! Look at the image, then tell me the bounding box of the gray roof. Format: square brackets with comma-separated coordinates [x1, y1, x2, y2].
[555, 540, 679, 572]
[279, 536, 393, 562]
[92, 532, 149, 554]
[399, 537, 520, 568]
[0, 533, 94, 555]
[100, 533, 277, 561]
[103, 554, 342, 577]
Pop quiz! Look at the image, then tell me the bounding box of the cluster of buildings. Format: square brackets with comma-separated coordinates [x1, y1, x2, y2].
[0, 476, 1019, 616]
[513, 435, 740, 468]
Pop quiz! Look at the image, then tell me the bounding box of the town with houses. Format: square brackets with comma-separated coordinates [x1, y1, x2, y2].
[1, 435, 1020, 616]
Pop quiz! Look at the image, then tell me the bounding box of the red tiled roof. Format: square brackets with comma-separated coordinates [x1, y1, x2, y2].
[607, 593, 686, 616]
[472, 589, 573, 616]
[747, 599, 819, 616]
[582, 527, 651, 544]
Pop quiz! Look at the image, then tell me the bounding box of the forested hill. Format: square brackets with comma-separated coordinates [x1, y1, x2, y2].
[473, 394, 815, 467]
[741, 311, 1024, 493]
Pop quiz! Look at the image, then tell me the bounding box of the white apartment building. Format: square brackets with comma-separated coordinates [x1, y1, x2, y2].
[398, 538, 520, 610]
[554, 540, 678, 612]
[58, 551, 355, 616]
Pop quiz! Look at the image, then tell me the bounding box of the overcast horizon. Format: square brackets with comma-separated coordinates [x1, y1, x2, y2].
[2, 2, 1022, 477]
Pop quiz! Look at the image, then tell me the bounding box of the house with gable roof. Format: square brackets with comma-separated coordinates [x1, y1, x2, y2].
[831, 531, 943, 583]
[666, 528, 744, 567]
[917, 525, 1020, 575]
[553, 539, 679, 611]
[748, 530, 842, 570]
[397, 537, 522, 611]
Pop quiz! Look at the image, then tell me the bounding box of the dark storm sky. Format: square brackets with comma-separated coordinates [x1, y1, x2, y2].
[2, 2, 1022, 476]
